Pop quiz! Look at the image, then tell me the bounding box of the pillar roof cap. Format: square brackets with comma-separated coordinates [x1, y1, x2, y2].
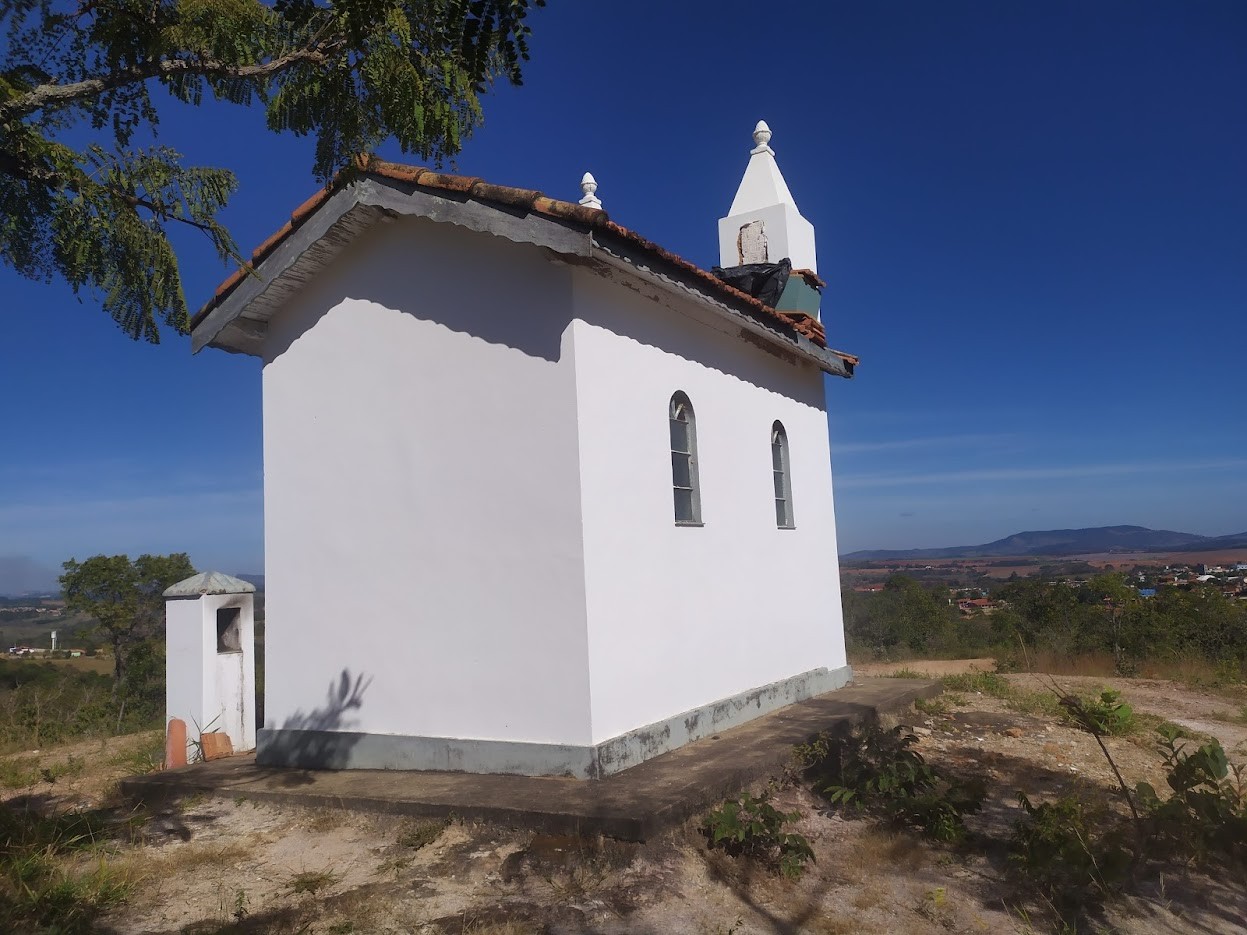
[163, 571, 256, 598]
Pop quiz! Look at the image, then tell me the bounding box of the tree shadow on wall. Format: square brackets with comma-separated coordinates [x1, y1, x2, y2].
[254, 669, 372, 787]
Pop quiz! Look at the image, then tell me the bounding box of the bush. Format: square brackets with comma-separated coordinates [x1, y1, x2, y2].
[1010, 793, 1132, 922]
[0, 655, 162, 753]
[1009, 722, 1247, 929]
[798, 724, 984, 842]
[1062, 689, 1137, 736]
[704, 791, 814, 880]
[1138, 725, 1247, 862]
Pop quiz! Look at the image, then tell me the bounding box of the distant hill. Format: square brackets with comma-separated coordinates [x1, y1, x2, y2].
[843, 525, 1247, 561]
[235, 574, 265, 591]
[0, 556, 58, 596]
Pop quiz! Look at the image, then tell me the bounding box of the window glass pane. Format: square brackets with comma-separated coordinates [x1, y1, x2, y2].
[772, 441, 784, 471]
[672, 452, 692, 488]
[776, 498, 788, 526]
[774, 470, 786, 499]
[675, 488, 696, 522]
[670, 419, 689, 452]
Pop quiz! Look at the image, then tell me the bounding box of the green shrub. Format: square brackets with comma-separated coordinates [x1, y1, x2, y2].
[1137, 725, 1247, 862]
[1062, 688, 1137, 736]
[913, 696, 951, 717]
[798, 724, 984, 842]
[1010, 793, 1132, 922]
[0, 757, 40, 789]
[704, 791, 814, 880]
[1009, 723, 1247, 928]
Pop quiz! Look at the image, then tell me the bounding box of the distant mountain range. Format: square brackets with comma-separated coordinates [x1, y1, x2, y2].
[843, 525, 1247, 562]
[0, 557, 58, 597]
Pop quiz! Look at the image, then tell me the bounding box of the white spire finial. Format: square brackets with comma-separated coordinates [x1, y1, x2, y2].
[719, 117, 817, 275]
[579, 171, 602, 210]
[751, 120, 774, 155]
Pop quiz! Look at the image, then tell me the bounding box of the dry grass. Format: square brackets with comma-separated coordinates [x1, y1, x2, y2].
[456, 922, 541, 935]
[298, 806, 350, 833]
[1022, 650, 1120, 678]
[430, 912, 542, 935]
[850, 883, 888, 912]
[1015, 652, 1247, 697]
[827, 828, 929, 889]
[395, 817, 448, 850]
[286, 868, 338, 896]
[805, 913, 874, 935]
[128, 840, 256, 877]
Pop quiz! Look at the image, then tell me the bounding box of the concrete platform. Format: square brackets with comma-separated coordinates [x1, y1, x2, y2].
[122, 677, 939, 841]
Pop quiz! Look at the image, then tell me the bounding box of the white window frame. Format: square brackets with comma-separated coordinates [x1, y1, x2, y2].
[772, 421, 794, 528]
[670, 392, 702, 525]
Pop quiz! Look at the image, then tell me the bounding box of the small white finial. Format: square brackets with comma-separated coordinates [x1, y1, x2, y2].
[579, 171, 602, 210]
[751, 120, 774, 155]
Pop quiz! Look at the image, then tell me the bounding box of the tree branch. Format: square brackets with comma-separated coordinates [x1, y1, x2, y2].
[0, 149, 236, 255]
[0, 44, 339, 123]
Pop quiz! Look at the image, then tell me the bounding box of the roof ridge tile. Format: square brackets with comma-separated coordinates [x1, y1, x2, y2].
[193, 159, 854, 366]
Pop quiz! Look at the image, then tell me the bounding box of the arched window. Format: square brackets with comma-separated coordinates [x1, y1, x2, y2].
[669, 392, 701, 525]
[772, 421, 794, 528]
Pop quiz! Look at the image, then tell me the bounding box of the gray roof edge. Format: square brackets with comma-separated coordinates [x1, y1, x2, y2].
[191, 177, 597, 356]
[163, 571, 256, 598]
[189, 174, 854, 380]
[191, 185, 365, 354]
[587, 241, 854, 379]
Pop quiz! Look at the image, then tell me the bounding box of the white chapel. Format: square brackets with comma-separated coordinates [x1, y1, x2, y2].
[189, 122, 858, 778]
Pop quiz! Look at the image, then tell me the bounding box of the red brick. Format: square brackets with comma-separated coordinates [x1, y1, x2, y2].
[165, 718, 187, 769]
[200, 732, 234, 761]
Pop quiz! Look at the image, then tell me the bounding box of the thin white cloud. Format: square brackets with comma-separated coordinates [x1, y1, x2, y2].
[835, 433, 1015, 454]
[839, 458, 1247, 489]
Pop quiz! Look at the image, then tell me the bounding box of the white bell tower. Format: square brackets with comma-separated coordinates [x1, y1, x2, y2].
[718, 121, 818, 273]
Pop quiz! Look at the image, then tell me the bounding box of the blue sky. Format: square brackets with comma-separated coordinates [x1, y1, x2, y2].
[2, 0, 1245, 589]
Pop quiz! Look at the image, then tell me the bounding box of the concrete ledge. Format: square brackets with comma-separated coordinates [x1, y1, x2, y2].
[124, 677, 939, 841]
[257, 665, 853, 779]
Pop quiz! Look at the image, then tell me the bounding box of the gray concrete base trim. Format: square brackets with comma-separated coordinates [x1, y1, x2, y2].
[256, 664, 853, 779]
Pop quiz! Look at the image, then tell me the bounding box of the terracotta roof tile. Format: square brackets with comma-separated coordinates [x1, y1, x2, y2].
[213, 267, 247, 300]
[289, 187, 332, 226]
[250, 220, 293, 265]
[194, 157, 857, 367]
[468, 181, 543, 209]
[793, 268, 826, 290]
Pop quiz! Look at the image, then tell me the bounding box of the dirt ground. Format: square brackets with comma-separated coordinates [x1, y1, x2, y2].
[3, 671, 1246, 935]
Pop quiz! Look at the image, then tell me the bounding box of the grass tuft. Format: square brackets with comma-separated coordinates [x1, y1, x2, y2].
[0, 808, 135, 933]
[286, 869, 338, 896]
[395, 818, 448, 851]
[885, 666, 933, 679]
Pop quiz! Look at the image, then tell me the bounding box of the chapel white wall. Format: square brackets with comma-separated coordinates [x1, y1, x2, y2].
[569, 269, 848, 745]
[259, 218, 593, 747]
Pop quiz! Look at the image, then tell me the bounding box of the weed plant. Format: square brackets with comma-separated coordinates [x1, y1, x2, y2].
[703, 791, 814, 880]
[0, 807, 135, 933]
[797, 724, 985, 843]
[1011, 691, 1247, 930]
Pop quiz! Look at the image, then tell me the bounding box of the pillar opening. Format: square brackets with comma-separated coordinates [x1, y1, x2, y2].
[216, 607, 242, 654]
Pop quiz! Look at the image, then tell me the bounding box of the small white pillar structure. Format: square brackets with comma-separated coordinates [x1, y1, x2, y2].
[718, 120, 819, 274]
[164, 572, 257, 755]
